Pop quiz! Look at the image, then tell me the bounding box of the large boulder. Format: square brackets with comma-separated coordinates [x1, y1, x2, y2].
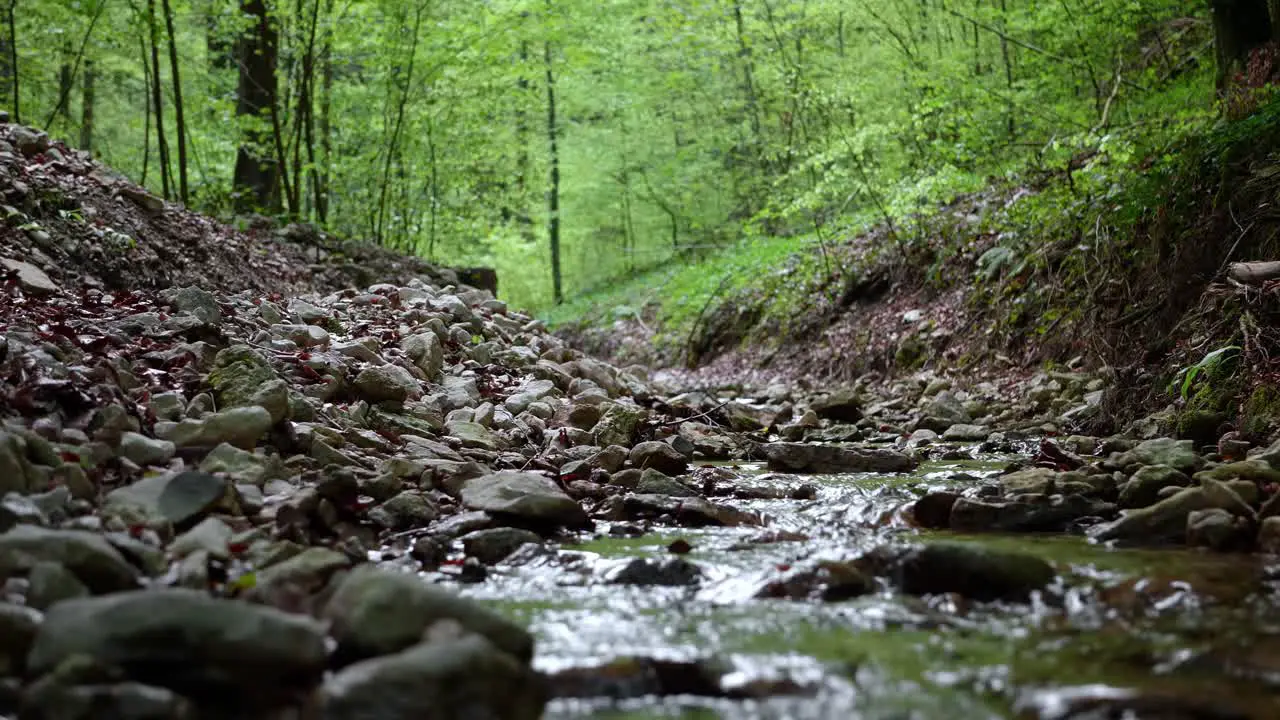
[26, 589, 327, 710]
[628, 441, 689, 476]
[1118, 465, 1190, 509]
[1111, 438, 1204, 475]
[321, 633, 546, 720]
[887, 542, 1055, 602]
[761, 443, 917, 474]
[322, 565, 534, 666]
[460, 471, 588, 527]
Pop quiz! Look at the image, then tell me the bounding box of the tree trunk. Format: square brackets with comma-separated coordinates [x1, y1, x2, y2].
[545, 25, 563, 305]
[316, 0, 334, 224]
[1270, 0, 1280, 43]
[162, 0, 188, 203]
[147, 0, 172, 199]
[232, 0, 280, 213]
[79, 58, 94, 152]
[56, 44, 72, 129]
[1211, 0, 1273, 90]
[0, 0, 15, 122]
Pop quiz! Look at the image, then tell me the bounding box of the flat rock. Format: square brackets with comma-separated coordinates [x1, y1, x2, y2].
[629, 441, 689, 475]
[322, 565, 534, 666]
[166, 406, 273, 449]
[355, 365, 420, 403]
[460, 471, 588, 527]
[27, 589, 327, 710]
[106, 470, 229, 527]
[320, 634, 546, 720]
[0, 257, 58, 295]
[761, 442, 917, 474]
[889, 542, 1055, 602]
[0, 525, 139, 593]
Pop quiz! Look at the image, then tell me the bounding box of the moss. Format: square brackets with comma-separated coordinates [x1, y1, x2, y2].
[895, 334, 927, 370]
[1241, 385, 1280, 439]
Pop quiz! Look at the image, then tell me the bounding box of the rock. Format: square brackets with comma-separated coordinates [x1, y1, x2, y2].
[504, 379, 556, 414]
[1118, 465, 1191, 508]
[1090, 487, 1221, 544]
[105, 470, 229, 527]
[0, 257, 59, 295]
[677, 423, 739, 459]
[754, 560, 874, 602]
[248, 547, 351, 605]
[117, 432, 176, 467]
[13, 127, 51, 156]
[354, 365, 420, 403]
[446, 421, 506, 451]
[1257, 516, 1280, 554]
[401, 333, 444, 378]
[0, 525, 139, 593]
[209, 347, 291, 422]
[998, 467, 1060, 495]
[0, 492, 46, 531]
[906, 429, 938, 447]
[25, 561, 90, 610]
[0, 601, 40, 675]
[924, 391, 971, 425]
[320, 633, 546, 720]
[635, 468, 699, 497]
[1112, 437, 1204, 475]
[610, 557, 702, 586]
[761, 442, 917, 474]
[810, 389, 862, 422]
[1195, 459, 1280, 485]
[167, 406, 273, 449]
[371, 491, 439, 530]
[591, 403, 645, 447]
[166, 286, 222, 325]
[942, 424, 989, 442]
[169, 517, 233, 559]
[460, 471, 588, 528]
[912, 492, 959, 529]
[1186, 508, 1250, 551]
[19, 681, 194, 720]
[461, 527, 543, 565]
[322, 565, 534, 665]
[890, 542, 1055, 602]
[27, 589, 327, 710]
[628, 441, 689, 475]
[949, 494, 1114, 533]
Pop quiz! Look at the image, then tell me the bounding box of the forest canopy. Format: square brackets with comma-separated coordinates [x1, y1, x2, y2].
[0, 0, 1242, 310]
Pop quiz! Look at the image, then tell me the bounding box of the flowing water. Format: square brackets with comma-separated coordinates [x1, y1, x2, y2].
[447, 453, 1280, 719]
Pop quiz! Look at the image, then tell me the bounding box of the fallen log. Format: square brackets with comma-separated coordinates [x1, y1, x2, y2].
[1228, 261, 1280, 285]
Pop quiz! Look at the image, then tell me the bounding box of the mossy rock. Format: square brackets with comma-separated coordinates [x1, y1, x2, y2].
[895, 334, 927, 370]
[1176, 408, 1227, 448]
[1242, 385, 1280, 439]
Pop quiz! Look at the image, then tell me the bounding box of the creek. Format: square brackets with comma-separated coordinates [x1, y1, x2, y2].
[446, 452, 1280, 720]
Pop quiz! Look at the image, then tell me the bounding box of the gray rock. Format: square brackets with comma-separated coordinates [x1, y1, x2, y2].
[0, 492, 46, 531]
[1258, 516, 1280, 554]
[106, 470, 229, 527]
[169, 517, 233, 559]
[19, 681, 194, 720]
[891, 542, 1055, 602]
[1112, 438, 1204, 475]
[591, 403, 646, 447]
[460, 471, 588, 527]
[199, 443, 271, 485]
[504, 379, 556, 415]
[810, 389, 862, 422]
[949, 495, 1114, 533]
[321, 633, 546, 720]
[1090, 487, 1223, 544]
[761, 442, 917, 474]
[1118, 465, 1191, 508]
[446, 421, 506, 451]
[13, 126, 51, 156]
[355, 365, 420, 403]
[0, 525, 139, 593]
[25, 560, 90, 610]
[628, 441, 689, 475]
[942, 424, 989, 442]
[1186, 508, 1250, 551]
[166, 406, 273, 449]
[167, 287, 221, 325]
[0, 431, 39, 494]
[372, 491, 440, 530]
[925, 391, 971, 425]
[322, 565, 534, 665]
[272, 323, 330, 348]
[118, 432, 176, 467]
[402, 333, 444, 378]
[27, 589, 327, 709]
[461, 527, 543, 565]
[0, 601, 40, 675]
[0, 257, 58, 295]
[635, 468, 699, 497]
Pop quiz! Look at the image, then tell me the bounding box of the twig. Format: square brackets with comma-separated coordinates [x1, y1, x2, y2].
[653, 401, 731, 428]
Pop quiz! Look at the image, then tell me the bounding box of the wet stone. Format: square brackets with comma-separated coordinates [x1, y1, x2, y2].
[462, 527, 543, 565]
[609, 557, 702, 586]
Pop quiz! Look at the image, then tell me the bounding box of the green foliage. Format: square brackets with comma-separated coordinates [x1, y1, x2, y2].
[4, 0, 1216, 314]
[1171, 346, 1242, 401]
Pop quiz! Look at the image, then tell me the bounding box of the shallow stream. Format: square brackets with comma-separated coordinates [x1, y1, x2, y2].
[453, 453, 1280, 719]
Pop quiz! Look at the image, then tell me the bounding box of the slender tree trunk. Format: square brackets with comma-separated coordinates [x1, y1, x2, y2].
[232, 0, 280, 213]
[516, 34, 535, 242]
[732, 1, 762, 145]
[162, 0, 188, 202]
[1272, 0, 1280, 42]
[375, 4, 423, 243]
[139, 33, 151, 185]
[1211, 0, 1273, 90]
[147, 0, 172, 199]
[56, 44, 72, 130]
[80, 59, 94, 152]
[0, 0, 15, 122]
[317, 0, 333, 223]
[544, 23, 563, 305]
[998, 0, 1015, 139]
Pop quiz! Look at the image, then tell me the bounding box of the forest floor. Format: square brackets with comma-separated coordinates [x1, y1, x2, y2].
[5, 116, 1280, 720]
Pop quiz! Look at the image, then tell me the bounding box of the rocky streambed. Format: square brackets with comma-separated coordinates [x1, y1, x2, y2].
[1, 263, 1280, 719]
